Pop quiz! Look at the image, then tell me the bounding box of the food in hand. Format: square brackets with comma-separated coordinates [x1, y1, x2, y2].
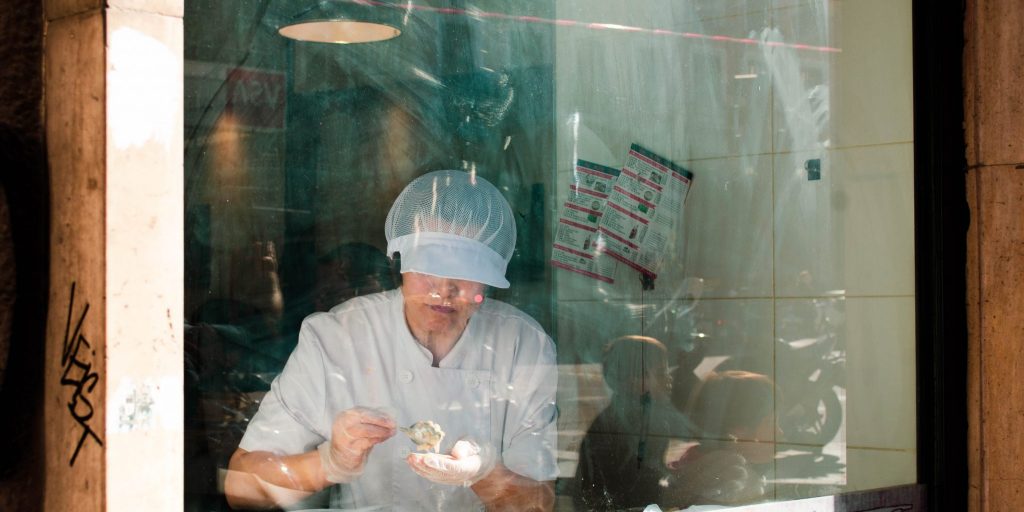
[400, 420, 445, 453]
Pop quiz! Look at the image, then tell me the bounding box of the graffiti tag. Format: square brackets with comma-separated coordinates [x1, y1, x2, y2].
[61, 281, 103, 466]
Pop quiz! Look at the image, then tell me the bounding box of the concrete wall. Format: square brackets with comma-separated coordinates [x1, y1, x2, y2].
[965, 0, 1024, 510]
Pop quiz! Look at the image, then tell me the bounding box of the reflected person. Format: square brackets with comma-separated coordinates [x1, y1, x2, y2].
[574, 336, 697, 510]
[224, 170, 557, 511]
[313, 242, 395, 312]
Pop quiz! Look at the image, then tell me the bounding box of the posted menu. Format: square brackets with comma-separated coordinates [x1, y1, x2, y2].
[599, 144, 693, 278]
[551, 160, 620, 283]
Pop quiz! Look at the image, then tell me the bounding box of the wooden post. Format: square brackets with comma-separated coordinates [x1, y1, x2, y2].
[44, 1, 183, 510]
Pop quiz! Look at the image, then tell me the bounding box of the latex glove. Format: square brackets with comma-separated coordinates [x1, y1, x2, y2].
[667, 450, 766, 505]
[406, 439, 496, 486]
[319, 407, 396, 483]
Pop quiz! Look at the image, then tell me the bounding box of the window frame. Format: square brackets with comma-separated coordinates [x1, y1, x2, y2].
[170, 0, 969, 507]
[912, 0, 968, 509]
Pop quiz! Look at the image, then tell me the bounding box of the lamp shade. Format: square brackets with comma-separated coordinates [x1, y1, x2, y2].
[278, 1, 404, 44]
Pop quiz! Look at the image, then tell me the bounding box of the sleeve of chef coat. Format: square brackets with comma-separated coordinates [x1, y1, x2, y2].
[238, 318, 329, 456]
[500, 329, 559, 482]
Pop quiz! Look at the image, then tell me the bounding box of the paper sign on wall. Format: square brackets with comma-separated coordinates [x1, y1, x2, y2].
[599, 143, 693, 279]
[551, 160, 620, 283]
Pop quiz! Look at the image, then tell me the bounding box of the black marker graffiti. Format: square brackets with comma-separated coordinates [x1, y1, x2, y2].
[61, 281, 103, 466]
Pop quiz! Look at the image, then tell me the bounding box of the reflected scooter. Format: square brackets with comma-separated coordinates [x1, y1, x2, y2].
[772, 332, 845, 448]
[654, 279, 845, 450]
[681, 332, 845, 450]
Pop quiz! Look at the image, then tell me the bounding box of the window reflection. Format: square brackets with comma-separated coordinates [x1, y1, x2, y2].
[184, 0, 914, 510]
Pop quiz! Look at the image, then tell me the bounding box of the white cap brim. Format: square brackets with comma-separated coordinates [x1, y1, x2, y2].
[387, 232, 510, 288]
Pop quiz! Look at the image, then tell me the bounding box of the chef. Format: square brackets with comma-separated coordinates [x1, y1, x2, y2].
[224, 170, 558, 511]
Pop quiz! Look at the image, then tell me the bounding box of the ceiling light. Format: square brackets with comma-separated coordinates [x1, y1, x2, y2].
[278, 1, 404, 44]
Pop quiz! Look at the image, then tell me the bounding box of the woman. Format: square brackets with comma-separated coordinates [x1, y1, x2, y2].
[224, 171, 557, 511]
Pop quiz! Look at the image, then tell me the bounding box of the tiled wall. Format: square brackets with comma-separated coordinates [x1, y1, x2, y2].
[552, 0, 916, 499]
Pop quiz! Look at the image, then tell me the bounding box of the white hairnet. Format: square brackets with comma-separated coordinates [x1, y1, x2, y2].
[385, 170, 517, 288]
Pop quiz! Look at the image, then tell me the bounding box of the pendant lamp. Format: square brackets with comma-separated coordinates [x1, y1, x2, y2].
[278, 0, 403, 44]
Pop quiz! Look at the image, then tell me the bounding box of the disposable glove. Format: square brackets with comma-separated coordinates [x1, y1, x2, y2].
[406, 438, 496, 487]
[319, 407, 396, 483]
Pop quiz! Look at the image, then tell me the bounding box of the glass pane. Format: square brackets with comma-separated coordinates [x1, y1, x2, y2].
[184, 1, 915, 510]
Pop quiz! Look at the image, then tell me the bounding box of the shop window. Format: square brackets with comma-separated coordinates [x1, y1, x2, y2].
[184, 1, 915, 509]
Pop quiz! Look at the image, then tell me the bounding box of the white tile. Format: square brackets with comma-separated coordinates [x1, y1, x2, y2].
[555, 0, 770, 26]
[770, 1, 836, 39]
[774, 144, 915, 297]
[555, 300, 644, 364]
[773, 442, 847, 497]
[554, 7, 774, 165]
[771, 0, 912, 151]
[556, 0, 696, 27]
[772, 0, 827, 9]
[557, 0, 772, 25]
[555, 34, 696, 162]
[681, 15, 774, 159]
[555, 362, 609, 478]
[648, 155, 773, 299]
[554, 0, 635, 24]
[774, 445, 915, 500]
[691, 0, 772, 22]
[766, 3, 836, 154]
[829, 0, 913, 148]
[844, 297, 916, 450]
[845, 448, 916, 492]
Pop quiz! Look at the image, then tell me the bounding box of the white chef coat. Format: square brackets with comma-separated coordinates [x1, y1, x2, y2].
[238, 289, 558, 511]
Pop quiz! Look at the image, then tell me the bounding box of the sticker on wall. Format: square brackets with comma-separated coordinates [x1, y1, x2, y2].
[599, 143, 693, 280]
[551, 160, 620, 283]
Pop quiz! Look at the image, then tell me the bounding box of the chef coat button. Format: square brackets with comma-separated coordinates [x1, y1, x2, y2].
[399, 370, 413, 383]
[468, 376, 480, 388]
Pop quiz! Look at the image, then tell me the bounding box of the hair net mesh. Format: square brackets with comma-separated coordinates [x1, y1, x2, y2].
[385, 170, 516, 263]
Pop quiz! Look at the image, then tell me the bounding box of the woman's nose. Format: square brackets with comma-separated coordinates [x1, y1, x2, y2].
[433, 279, 458, 298]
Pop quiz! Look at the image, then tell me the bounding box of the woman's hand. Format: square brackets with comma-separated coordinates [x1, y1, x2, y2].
[409, 442, 554, 512]
[406, 439, 495, 486]
[320, 407, 397, 483]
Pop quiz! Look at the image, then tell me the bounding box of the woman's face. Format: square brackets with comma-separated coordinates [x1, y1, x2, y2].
[401, 272, 486, 341]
